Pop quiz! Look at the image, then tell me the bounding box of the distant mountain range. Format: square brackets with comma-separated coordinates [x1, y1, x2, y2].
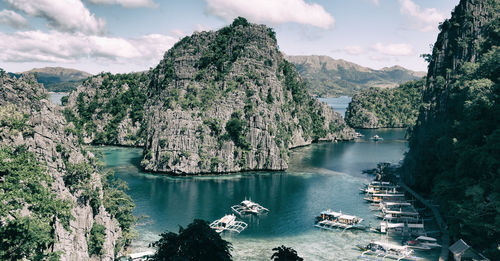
[10, 67, 92, 92]
[286, 55, 426, 97]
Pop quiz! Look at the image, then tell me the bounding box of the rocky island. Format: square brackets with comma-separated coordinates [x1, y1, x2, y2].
[0, 72, 135, 260]
[344, 79, 424, 129]
[64, 18, 355, 175]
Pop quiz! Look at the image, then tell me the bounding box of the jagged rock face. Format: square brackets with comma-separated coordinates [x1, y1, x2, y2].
[142, 21, 355, 174]
[0, 74, 122, 260]
[404, 0, 499, 185]
[65, 72, 147, 146]
[423, 0, 497, 114]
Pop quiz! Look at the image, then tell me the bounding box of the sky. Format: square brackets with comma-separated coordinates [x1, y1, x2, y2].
[0, 0, 459, 74]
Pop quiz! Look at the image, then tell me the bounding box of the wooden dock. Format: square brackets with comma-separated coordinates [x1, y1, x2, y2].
[398, 182, 449, 261]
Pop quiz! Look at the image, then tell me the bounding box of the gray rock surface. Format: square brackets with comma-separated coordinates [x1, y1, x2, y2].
[142, 21, 355, 174]
[0, 73, 123, 260]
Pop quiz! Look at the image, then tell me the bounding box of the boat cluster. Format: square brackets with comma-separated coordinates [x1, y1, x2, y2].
[209, 198, 268, 234]
[314, 181, 442, 260]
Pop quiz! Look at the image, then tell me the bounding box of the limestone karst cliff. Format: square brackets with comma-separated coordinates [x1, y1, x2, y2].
[402, 0, 499, 258]
[141, 18, 355, 174]
[0, 72, 134, 260]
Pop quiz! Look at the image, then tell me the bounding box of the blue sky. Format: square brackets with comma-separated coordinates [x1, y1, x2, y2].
[0, 0, 459, 74]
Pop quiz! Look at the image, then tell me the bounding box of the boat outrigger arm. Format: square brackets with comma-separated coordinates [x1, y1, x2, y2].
[209, 214, 248, 233]
[231, 199, 269, 216]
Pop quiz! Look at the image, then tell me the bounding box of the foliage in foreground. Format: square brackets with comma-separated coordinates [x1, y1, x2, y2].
[151, 219, 232, 261]
[271, 245, 304, 261]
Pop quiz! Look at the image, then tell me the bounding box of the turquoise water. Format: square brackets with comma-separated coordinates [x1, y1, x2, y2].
[97, 128, 439, 260]
[318, 96, 352, 117]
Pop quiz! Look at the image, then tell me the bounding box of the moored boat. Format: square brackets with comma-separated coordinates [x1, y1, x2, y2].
[231, 199, 269, 216]
[357, 241, 420, 260]
[364, 192, 407, 203]
[314, 209, 365, 230]
[406, 236, 441, 250]
[371, 135, 383, 141]
[209, 214, 247, 233]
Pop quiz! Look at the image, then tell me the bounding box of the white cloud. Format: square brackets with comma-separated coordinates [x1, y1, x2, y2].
[398, 0, 444, 32]
[5, 0, 106, 35]
[369, 0, 380, 5]
[0, 30, 178, 64]
[344, 45, 365, 55]
[170, 29, 186, 38]
[87, 0, 157, 8]
[0, 9, 27, 29]
[373, 43, 413, 56]
[205, 0, 334, 29]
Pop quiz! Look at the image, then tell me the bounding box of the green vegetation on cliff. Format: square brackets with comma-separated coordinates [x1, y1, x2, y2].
[64, 72, 148, 146]
[345, 79, 424, 128]
[142, 17, 353, 174]
[402, 0, 499, 258]
[0, 146, 72, 260]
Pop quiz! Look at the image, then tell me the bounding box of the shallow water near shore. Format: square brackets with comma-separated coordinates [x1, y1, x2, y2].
[97, 128, 439, 260]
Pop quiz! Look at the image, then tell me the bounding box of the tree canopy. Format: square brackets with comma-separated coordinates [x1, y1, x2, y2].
[151, 219, 232, 261]
[271, 245, 304, 261]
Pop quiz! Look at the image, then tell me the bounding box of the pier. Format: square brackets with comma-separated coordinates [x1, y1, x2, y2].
[398, 182, 449, 261]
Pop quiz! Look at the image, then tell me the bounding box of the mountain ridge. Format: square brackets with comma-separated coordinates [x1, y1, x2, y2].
[286, 55, 425, 97]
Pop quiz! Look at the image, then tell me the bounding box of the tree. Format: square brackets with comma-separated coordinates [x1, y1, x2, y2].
[151, 219, 232, 261]
[271, 245, 303, 261]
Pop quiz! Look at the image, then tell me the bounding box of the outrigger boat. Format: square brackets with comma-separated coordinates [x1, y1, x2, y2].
[231, 199, 269, 216]
[357, 241, 420, 260]
[360, 182, 400, 193]
[406, 236, 441, 250]
[362, 186, 401, 194]
[377, 221, 426, 236]
[209, 214, 247, 233]
[314, 210, 365, 230]
[364, 192, 407, 203]
[371, 135, 383, 141]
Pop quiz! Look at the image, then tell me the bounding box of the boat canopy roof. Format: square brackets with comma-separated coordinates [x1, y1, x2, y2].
[339, 214, 358, 220]
[241, 200, 258, 206]
[372, 241, 407, 251]
[382, 202, 412, 206]
[320, 210, 342, 216]
[416, 236, 437, 242]
[129, 251, 155, 259]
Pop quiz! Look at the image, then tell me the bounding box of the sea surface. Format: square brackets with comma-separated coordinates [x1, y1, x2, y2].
[49, 92, 68, 105]
[317, 96, 352, 117]
[97, 127, 439, 260]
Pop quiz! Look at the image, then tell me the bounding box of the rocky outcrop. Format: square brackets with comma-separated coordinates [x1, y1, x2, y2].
[64, 72, 148, 146]
[142, 19, 355, 174]
[0, 73, 124, 260]
[402, 0, 499, 258]
[345, 79, 424, 129]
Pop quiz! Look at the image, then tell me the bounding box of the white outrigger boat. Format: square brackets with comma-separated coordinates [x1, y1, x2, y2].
[357, 241, 420, 260]
[378, 221, 426, 236]
[209, 214, 247, 233]
[231, 199, 269, 216]
[315, 210, 365, 230]
[406, 236, 441, 250]
[364, 192, 407, 203]
[371, 135, 384, 141]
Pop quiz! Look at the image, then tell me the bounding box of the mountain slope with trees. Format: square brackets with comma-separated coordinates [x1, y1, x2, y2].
[287, 55, 425, 97]
[0, 71, 135, 260]
[401, 0, 500, 258]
